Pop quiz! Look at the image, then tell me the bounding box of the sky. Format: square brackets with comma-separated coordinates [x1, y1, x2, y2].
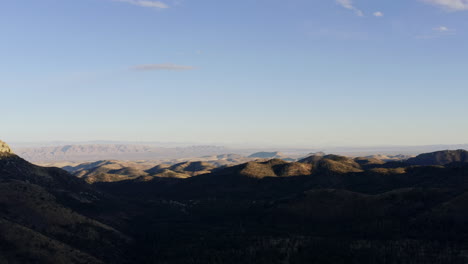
[1, 0, 468, 147]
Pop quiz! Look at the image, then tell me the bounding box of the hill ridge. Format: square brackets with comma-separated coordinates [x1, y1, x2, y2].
[406, 149, 468, 166]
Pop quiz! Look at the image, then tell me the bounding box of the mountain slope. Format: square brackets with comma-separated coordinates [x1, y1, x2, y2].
[0, 142, 129, 263]
[406, 149, 468, 166]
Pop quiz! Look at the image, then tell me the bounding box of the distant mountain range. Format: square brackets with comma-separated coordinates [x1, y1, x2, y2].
[3, 139, 468, 263]
[14, 144, 232, 162]
[11, 142, 468, 164]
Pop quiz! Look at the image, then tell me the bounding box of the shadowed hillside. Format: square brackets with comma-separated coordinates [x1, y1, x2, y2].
[0, 142, 130, 263]
[406, 149, 468, 166]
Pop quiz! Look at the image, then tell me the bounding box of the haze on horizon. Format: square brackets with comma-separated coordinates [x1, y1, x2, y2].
[2, 0, 467, 146]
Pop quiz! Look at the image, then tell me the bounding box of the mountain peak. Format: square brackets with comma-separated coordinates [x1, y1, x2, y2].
[0, 140, 12, 153]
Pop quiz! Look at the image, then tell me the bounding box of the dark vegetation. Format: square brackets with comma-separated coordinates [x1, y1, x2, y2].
[2, 143, 468, 263]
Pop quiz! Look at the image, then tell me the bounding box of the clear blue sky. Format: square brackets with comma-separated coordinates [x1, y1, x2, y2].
[1, 0, 467, 147]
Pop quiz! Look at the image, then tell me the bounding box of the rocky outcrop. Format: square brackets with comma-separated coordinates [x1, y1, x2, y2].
[0, 140, 12, 153]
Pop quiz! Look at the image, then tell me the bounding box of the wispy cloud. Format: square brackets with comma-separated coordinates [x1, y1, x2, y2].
[373, 11, 384, 17]
[112, 0, 169, 9]
[420, 0, 468, 11]
[310, 28, 369, 40]
[131, 64, 195, 71]
[416, 26, 456, 39]
[336, 0, 364, 16]
[433, 26, 451, 32]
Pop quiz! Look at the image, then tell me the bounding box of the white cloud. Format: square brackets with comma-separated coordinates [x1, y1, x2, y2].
[336, 0, 364, 16]
[421, 0, 468, 11]
[433, 26, 450, 32]
[131, 64, 195, 71]
[373, 11, 384, 17]
[113, 0, 169, 9]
